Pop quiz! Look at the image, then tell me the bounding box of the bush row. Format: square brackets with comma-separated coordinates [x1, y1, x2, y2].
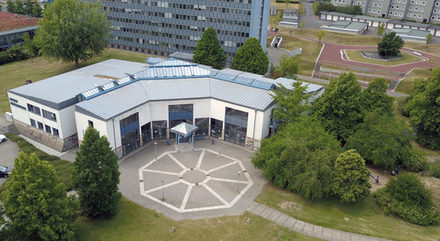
[0, 44, 30, 65]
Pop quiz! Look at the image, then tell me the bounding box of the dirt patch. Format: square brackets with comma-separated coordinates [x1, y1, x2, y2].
[367, 164, 390, 193]
[279, 201, 303, 212]
[419, 176, 440, 205]
[94, 74, 119, 80]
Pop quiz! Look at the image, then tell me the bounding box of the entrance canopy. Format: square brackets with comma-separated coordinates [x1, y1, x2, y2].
[170, 122, 198, 151]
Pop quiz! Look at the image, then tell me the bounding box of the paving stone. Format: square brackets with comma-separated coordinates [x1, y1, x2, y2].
[274, 214, 289, 226]
[322, 227, 333, 240]
[252, 204, 265, 215]
[284, 217, 297, 229]
[314, 225, 323, 235]
[268, 210, 281, 221]
[340, 231, 351, 241]
[303, 223, 314, 234]
[247, 202, 259, 212]
[293, 220, 305, 232]
[260, 207, 273, 219]
[350, 234, 361, 241]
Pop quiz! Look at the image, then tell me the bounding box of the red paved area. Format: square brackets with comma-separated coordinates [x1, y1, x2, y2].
[292, 35, 440, 90]
[0, 12, 39, 32]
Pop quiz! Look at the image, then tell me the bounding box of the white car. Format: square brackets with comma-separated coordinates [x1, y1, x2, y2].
[0, 135, 6, 143]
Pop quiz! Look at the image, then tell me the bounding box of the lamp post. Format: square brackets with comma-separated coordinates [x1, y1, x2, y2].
[154, 141, 158, 161]
[237, 171, 241, 194]
[162, 178, 166, 201]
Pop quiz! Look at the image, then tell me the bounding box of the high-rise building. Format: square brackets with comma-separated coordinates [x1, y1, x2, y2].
[332, 0, 440, 23]
[103, 0, 270, 61]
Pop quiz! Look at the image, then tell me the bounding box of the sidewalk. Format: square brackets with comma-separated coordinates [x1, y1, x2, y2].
[247, 202, 391, 241]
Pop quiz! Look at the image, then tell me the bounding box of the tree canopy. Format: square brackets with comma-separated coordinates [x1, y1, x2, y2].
[278, 54, 299, 78]
[375, 173, 439, 226]
[313, 72, 364, 142]
[361, 78, 393, 114]
[231, 37, 268, 75]
[406, 67, 440, 150]
[333, 149, 371, 203]
[192, 27, 226, 69]
[35, 0, 109, 67]
[73, 127, 121, 218]
[378, 32, 404, 57]
[270, 81, 310, 124]
[3, 152, 78, 241]
[252, 116, 342, 200]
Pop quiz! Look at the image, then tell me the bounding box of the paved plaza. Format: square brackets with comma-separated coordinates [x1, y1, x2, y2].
[119, 140, 267, 220]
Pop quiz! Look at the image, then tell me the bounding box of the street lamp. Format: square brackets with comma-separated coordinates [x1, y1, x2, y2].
[162, 178, 166, 201]
[237, 171, 241, 194]
[154, 141, 158, 161]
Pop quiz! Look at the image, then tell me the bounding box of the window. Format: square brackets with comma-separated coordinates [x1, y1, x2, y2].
[37, 122, 43, 130]
[53, 128, 59, 137]
[45, 125, 51, 134]
[88, 120, 94, 128]
[422, 1, 426, 4]
[42, 109, 56, 121]
[30, 119, 36, 128]
[27, 104, 41, 115]
[399, 12, 403, 16]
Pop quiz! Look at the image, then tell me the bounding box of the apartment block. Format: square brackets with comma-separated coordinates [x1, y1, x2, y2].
[331, 0, 440, 23]
[102, 0, 270, 61]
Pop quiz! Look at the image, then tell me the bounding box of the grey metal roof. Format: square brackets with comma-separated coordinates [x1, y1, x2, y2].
[75, 59, 324, 121]
[170, 122, 198, 137]
[389, 19, 430, 28]
[320, 11, 354, 18]
[0, 26, 37, 37]
[8, 59, 148, 109]
[394, 28, 430, 39]
[169, 52, 194, 62]
[354, 15, 390, 22]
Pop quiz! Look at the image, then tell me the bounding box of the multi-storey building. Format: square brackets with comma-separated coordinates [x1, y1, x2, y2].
[0, 12, 38, 51]
[332, 0, 440, 23]
[103, 0, 270, 61]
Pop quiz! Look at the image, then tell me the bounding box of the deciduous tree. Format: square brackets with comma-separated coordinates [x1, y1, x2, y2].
[313, 72, 364, 143]
[406, 67, 440, 149]
[3, 152, 78, 241]
[333, 149, 371, 203]
[378, 32, 404, 57]
[318, 30, 326, 44]
[278, 54, 299, 78]
[271, 80, 310, 124]
[376, 23, 385, 41]
[35, 0, 109, 67]
[426, 32, 432, 47]
[361, 78, 393, 114]
[232, 37, 268, 75]
[192, 27, 226, 69]
[73, 127, 121, 218]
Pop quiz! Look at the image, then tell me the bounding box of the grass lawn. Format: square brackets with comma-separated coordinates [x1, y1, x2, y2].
[0, 48, 147, 113]
[256, 184, 440, 241]
[395, 68, 434, 94]
[344, 49, 423, 66]
[76, 197, 323, 241]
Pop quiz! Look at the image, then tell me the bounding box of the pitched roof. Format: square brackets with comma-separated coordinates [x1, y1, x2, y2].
[170, 122, 199, 137]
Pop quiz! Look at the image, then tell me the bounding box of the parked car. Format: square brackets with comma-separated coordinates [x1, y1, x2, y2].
[0, 135, 6, 143]
[0, 166, 12, 178]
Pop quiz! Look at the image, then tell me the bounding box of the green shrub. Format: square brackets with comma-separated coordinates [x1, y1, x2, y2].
[0, 44, 30, 65]
[375, 173, 440, 226]
[397, 97, 410, 117]
[401, 148, 428, 172]
[430, 160, 440, 178]
[4, 133, 73, 190]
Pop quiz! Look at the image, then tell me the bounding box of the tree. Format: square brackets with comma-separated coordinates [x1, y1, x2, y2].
[231, 37, 268, 75]
[361, 78, 393, 114]
[313, 72, 364, 143]
[345, 111, 415, 169]
[278, 54, 299, 78]
[192, 27, 226, 69]
[3, 152, 78, 241]
[378, 32, 404, 57]
[406, 67, 440, 149]
[271, 80, 310, 124]
[24, 0, 33, 15]
[73, 126, 121, 218]
[426, 32, 432, 47]
[22, 32, 39, 57]
[14, 0, 24, 14]
[375, 173, 440, 225]
[252, 116, 342, 200]
[376, 23, 385, 41]
[35, 0, 109, 67]
[6, 0, 15, 13]
[333, 149, 371, 203]
[300, 20, 305, 29]
[318, 30, 326, 44]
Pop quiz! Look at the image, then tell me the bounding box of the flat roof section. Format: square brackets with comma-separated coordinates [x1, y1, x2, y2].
[9, 59, 148, 109]
[0, 12, 38, 32]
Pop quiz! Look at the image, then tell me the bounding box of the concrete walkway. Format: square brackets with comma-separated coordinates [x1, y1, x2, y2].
[247, 202, 391, 241]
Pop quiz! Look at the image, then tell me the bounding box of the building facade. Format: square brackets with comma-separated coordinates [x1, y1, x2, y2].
[0, 12, 38, 51]
[8, 58, 323, 156]
[103, 0, 270, 61]
[331, 0, 440, 23]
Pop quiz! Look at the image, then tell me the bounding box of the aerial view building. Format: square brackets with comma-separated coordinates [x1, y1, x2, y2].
[0, 12, 38, 51]
[103, 0, 270, 61]
[331, 0, 440, 23]
[7, 58, 323, 156]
